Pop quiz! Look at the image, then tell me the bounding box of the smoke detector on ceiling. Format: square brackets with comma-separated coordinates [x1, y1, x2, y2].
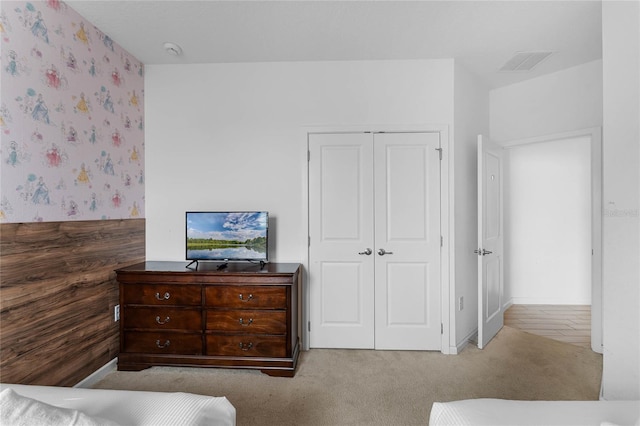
[499, 51, 553, 72]
[163, 42, 183, 57]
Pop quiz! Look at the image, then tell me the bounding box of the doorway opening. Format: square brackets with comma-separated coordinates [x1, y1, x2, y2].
[501, 128, 602, 352]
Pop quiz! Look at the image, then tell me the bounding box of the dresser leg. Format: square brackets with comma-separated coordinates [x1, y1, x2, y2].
[260, 369, 295, 378]
[117, 364, 152, 372]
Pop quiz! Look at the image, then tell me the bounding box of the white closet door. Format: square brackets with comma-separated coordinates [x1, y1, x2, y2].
[309, 133, 375, 349]
[309, 131, 441, 350]
[373, 132, 442, 350]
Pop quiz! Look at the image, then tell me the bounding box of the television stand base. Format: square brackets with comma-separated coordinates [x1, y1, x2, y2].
[185, 259, 199, 269]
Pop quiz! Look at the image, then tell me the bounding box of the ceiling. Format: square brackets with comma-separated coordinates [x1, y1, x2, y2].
[65, 0, 603, 89]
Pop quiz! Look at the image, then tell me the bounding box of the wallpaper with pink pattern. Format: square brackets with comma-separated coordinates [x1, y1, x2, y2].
[0, 0, 144, 223]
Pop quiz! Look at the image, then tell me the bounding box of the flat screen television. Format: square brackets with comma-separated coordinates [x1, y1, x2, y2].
[186, 211, 268, 263]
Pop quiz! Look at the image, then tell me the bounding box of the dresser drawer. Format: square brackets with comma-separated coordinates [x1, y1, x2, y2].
[123, 332, 202, 355]
[206, 335, 286, 357]
[206, 310, 286, 334]
[205, 286, 286, 309]
[122, 284, 201, 306]
[124, 307, 202, 330]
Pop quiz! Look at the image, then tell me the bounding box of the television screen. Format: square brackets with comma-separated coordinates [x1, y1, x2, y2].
[186, 211, 268, 261]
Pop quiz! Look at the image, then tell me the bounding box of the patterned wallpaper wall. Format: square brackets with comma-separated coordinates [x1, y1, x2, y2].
[0, 0, 144, 223]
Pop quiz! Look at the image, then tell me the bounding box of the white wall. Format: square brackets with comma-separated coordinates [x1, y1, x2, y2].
[601, 1, 640, 400]
[452, 62, 490, 349]
[505, 136, 592, 304]
[490, 60, 603, 143]
[144, 59, 454, 264]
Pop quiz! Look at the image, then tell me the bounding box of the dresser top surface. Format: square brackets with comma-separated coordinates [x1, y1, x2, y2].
[116, 261, 300, 276]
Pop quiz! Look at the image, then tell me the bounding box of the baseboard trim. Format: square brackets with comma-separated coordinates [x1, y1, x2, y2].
[74, 358, 117, 389]
[454, 328, 478, 354]
[503, 299, 513, 311]
[509, 298, 591, 305]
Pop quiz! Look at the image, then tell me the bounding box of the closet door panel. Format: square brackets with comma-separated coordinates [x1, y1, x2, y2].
[373, 132, 441, 350]
[309, 133, 375, 349]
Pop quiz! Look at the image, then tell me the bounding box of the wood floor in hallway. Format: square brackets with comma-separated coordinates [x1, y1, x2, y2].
[504, 304, 591, 349]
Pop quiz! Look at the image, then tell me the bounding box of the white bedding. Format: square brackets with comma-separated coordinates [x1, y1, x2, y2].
[0, 384, 235, 426]
[429, 398, 640, 426]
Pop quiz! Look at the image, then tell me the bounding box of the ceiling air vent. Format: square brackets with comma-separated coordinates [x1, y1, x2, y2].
[499, 51, 553, 72]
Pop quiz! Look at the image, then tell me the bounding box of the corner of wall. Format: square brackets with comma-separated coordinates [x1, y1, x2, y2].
[601, 0, 640, 400]
[451, 61, 490, 348]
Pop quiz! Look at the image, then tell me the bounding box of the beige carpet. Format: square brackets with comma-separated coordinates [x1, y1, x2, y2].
[93, 327, 603, 425]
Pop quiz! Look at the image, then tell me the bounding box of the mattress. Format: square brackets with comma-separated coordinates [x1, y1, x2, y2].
[429, 399, 640, 426]
[1, 383, 235, 426]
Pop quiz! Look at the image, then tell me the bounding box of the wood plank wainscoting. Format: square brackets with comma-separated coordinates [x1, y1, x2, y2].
[0, 219, 145, 386]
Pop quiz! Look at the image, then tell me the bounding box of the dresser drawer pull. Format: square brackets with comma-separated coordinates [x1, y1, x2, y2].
[239, 342, 253, 351]
[155, 316, 170, 325]
[156, 339, 170, 349]
[238, 293, 253, 302]
[238, 318, 253, 326]
[155, 292, 170, 301]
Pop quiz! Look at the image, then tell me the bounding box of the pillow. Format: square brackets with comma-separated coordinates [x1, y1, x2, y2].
[0, 388, 120, 426]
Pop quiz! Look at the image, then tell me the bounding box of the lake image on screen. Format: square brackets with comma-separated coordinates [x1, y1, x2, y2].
[187, 212, 267, 260]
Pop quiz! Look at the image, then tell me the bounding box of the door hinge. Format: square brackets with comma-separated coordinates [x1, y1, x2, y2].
[308, 236, 311, 247]
[440, 236, 443, 247]
[308, 150, 310, 162]
[441, 323, 444, 334]
[308, 321, 311, 332]
[435, 147, 443, 160]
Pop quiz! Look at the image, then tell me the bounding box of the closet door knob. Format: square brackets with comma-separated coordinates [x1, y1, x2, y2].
[377, 248, 393, 256]
[358, 248, 372, 255]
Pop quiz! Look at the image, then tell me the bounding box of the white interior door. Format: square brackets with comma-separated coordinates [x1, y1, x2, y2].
[309, 133, 375, 349]
[374, 132, 442, 350]
[477, 135, 504, 349]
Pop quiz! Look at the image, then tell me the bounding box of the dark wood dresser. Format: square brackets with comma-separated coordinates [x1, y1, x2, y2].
[115, 261, 301, 377]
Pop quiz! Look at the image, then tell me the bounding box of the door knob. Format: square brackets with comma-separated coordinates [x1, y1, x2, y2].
[377, 248, 393, 256]
[358, 248, 372, 255]
[474, 248, 493, 256]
